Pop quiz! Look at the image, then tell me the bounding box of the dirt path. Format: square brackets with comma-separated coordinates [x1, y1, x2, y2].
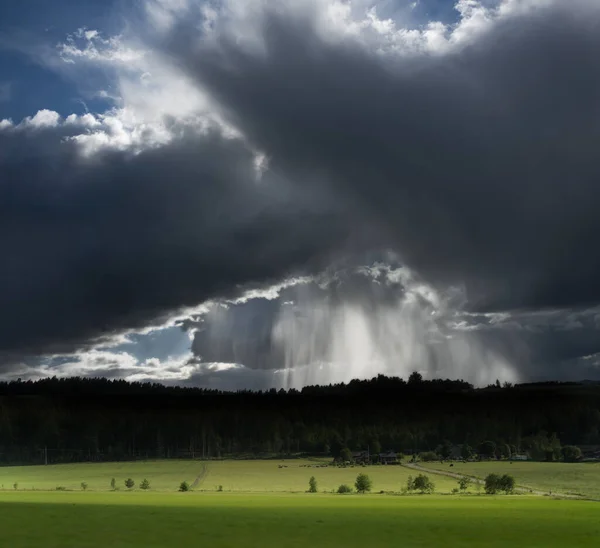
[190, 463, 208, 489]
[401, 462, 583, 499]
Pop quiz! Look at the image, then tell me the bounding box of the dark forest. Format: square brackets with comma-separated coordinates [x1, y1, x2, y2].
[1, 374, 599, 465]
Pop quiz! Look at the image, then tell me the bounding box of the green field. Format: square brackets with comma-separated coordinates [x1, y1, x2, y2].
[420, 461, 600, 499]
[0, 491, 598, 548]
[1, 459, 599, 547]
[0, 459, 459, 493]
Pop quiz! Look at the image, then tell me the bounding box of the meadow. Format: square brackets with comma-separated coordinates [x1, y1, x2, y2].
[0, 458, 460, 493]
[420, 460, 600, 500]
[0, 491, 598, 548]
[1, 459, 599, 547]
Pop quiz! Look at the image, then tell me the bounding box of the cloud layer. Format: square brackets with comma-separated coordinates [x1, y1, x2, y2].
[2, 0, 600, 386]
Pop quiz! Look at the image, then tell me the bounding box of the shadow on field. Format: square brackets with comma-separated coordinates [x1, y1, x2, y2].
[0, 495, 598, 548]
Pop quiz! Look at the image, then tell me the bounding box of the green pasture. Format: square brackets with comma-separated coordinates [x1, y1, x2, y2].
[420, 460, 600, 499]
[0, 491, 597, 548]
[0, 459, 459, 493]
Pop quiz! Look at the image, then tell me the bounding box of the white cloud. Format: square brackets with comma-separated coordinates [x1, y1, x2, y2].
[19, 109, 61, 128]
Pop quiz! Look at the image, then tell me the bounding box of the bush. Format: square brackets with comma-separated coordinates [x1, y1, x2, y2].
[110, 478, 116, 490]
[55, 486, 67, 491]
[419, 451, 439, 462]
[412, 474, 435, 494]
[13, 483, 18, 490]
[80, 482, 88, 491]
[308, 476, 318, 493]
[124, 478, 135, 490]
[499, 474, 515, 494]
[355, 473, 372, 493]
[458, 476, 471, 491]
[140, 478, 150, 490]
[217, 485, 223, 492]
[337, 484, 353, 494]
[179, 481, 190, 492]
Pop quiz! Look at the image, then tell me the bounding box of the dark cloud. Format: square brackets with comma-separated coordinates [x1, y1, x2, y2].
[170, 0, 600, 312]
[0, 123, 356, 360]
[4, 0, 600, 385]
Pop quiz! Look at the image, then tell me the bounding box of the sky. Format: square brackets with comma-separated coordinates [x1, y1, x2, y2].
[2, 0, 600, 390]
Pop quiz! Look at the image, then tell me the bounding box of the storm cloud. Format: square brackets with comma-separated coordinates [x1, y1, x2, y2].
[2, 0, 600, 385]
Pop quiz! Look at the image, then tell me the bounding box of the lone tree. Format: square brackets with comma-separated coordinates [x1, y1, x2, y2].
[412, 474, 435, 494]
[458, 476, 471, 492]
[80, 482, 88, 491]
[484, 473, 501, 494]
[485, 473, 515, 494]
[308, 476, 318, 493]
[140, 478, 150, 490]
[179, 481, 190, 492]
[110, 477, 116, 490]
[125, 478, 135, 490]
[499, 474, 515, 494]
[355, 473, 372, 493]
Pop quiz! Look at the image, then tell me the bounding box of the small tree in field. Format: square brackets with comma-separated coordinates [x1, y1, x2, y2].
[355, 473, 372, 493]
[110, 478, 116, 490]
[140, 478, 150, 490]
[125, 478, 135, 490]
[458, 476, 471, 492]
[179, 481, 190, 492]
[412, 474, 435, 494]
[308, 476, 318, 493]
[81, 482, 88, 491]
[337, 484, 353, 494]
[499, 474, 515, 494]
[484, 474, 501, 494]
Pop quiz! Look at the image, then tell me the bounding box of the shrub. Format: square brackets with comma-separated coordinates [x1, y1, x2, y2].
[217, 485, 223, 492]
[110, 478, 116, 490]
[458, 476, 471, 491]
[337, 484, 353, 494]
[80, 482, 88, 491]
[55, 486, 67, 491]
[179, 481, 190, 492]
[13, 483, 18, 490]
[412, 474, 435, 494]
[125, 478, 135, 490]
[484, 473, 501, 494]
[499, 474, 515, 494]
[308, 476, 318, 493]
[419, 451, 438, 462]
[355, 473, 372, 493]
[140, 478, 150, 490]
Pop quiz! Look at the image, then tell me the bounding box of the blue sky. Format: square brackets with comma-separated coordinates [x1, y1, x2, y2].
[0, 0, 122, 120]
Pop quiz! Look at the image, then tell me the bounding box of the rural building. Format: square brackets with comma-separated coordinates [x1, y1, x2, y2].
[379, 451, 399, 464]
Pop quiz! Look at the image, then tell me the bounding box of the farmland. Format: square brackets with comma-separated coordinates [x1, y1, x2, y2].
[1, 459, 599, 547]
[420, 460, 600, 500]
[0, 458, 460, 493]
[0, 491, 598, 548]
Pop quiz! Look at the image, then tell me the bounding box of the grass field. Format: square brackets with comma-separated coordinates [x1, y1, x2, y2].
[420, 461, 600, 499]
[1, 459, 599, 547]
[0, 459, 460, 493]
[0, 491, 598, 548]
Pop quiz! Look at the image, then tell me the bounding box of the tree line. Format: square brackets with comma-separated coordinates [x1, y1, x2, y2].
[0, 374, 599, 465]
